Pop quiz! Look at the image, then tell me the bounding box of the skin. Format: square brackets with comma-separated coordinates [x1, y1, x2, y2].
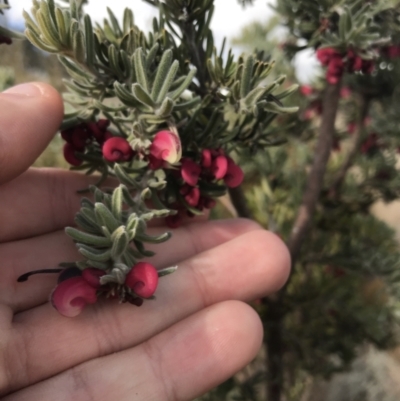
[0, 82, 291, 401]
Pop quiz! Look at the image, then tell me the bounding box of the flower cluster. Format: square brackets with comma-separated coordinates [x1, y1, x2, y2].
[317, 48, 375, 84]
[61, 119, 112, 166]
[167, 148, 244, 228]
[20, 262, 159, 317]
[382, 45, 400, 59]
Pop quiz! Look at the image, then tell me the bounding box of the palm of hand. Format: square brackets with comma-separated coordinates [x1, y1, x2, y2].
[0, 83, 290, 401]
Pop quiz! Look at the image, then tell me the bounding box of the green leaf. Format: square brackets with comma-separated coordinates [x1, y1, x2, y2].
[136, 231, 171, 244]
[158, 266, 178, 277]
[155, 97, 174, 117]
[151, 49, 173, 100]
[133, 47, 149, 92]
[240, 55, 254, 98]
[132, 83, 156, 108]
[78, 244, 112, 262]
[55, 7, 68, 46]
[123, 8, 134, 33]
[94, 203, 120, 232]
[107, 6, 122, 37]
[111, 186, 123, 220]
[170, 68, 197, 100]
[73, 28, 86, 64]
[156, 60, 179, 104]
[35, 9, 60, 48]
[84, 14, 95, 67]
[25, 28, 57, 52]
[65, 227, 111, 247]
[110, 227, 129, 259]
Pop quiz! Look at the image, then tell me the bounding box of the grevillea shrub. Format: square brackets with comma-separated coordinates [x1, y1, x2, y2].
[6, 0, 298, 317]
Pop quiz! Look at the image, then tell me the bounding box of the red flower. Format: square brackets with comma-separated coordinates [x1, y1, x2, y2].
[224, 158, 244, 188]
[125, 262, 159, 298]
[201, 149, 212, 168]
[212, 155, 228, 179]
[327, 57, 344, 85]
[63, 143, 82, 166]
[51, 276, 98, 317]
[181, 158, 201, 186]
[382, 45, 400, 59]
[317, 47, 341, 66]
[82, 268, 105, 289]
[300, 85, 314, 96]
[102, 137, 134, 162]
[150, 130, 182, 164]
[185, 187, 200, 207]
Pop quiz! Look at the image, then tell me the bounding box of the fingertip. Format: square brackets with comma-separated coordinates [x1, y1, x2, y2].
[0, 82, 64, 184]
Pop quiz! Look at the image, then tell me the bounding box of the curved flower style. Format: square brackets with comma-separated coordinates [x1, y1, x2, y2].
[51, 276, 98, 318]
[149, 130, 182, 164]
[102, 137, 134, 162]
[125, 262, 159, 298]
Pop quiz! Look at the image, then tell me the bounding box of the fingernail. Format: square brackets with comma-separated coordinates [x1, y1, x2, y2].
[3, 83, 43, 97]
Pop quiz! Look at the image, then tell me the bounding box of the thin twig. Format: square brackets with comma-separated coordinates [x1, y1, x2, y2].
[287, 81, 342, 262]
[329, 95, 371, 197]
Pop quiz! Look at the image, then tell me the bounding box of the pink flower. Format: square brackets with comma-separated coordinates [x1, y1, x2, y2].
[201, 149, 212, 168]
[327, 57, 344, 84]
[63, 143, 82, 166]
[82, 268, 105, 289]
[51, 276, 98, 317]
[362, 60, 374, 74]
[97, 119, 110, 131]
[212, 155, 228, 179]
[224, 158, 244, 188]
[181, 158, 201, 186]
[102, 137, 134, 162]
[317, 48, 341, 66]
[125, 262, 159, 298]
[150, 130, 182, 164]
[185, 187, 200, 207]
[382, 45, 400, 59]
[300, 85, 313, 96]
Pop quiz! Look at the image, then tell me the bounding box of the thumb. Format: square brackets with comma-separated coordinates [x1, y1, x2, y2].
[0, 82, 64, 184]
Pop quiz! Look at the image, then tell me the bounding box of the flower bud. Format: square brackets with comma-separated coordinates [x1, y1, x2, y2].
[102, 137, 134, 162]
[201, 149, 212, 168]
[165, 214, 182, 229]
[82, 268, 105, 289]
[224, 158, 244, 188]
[212, 155, 228, 179]
[125, 262, 159, 298]
[51, 277, 97, 317]
[185, 187, 200, 207]
[63, 143, 82, 166]
[316, 47, 341, 66]
[181, 158, 201, 186]
[150, 130, 182, 164]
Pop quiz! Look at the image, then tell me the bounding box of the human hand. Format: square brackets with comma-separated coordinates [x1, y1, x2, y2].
[0, 82, 290, 401]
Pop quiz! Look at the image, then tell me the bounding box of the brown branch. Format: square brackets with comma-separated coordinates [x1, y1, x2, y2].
[287, 81, 342, 261]
[329, 96, 371, 197]
[228, 186, 253, 219]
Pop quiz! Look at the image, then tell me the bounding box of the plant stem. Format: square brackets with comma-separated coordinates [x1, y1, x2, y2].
[228, 186, 253, 219]
[329, 95, 370, 197]
[287, 81, 342, 262]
